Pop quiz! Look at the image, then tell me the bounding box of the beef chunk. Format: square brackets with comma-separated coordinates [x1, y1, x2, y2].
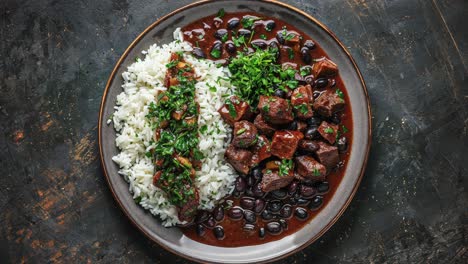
[218, 96, 254, 126]
[152, 171, 162, 187]
[258, 95, 294, 125]
[295, 156, 327, 181]
[232, 121, 258, 148]
[291, 85, 314, 119]
[254, 114, 276, 137]
[251, 135, 272, 166]
[178, 188, 199, 222]
[312, 57, 338, 77]
[270, 130, 304, 159]
[313, 89, 345, 117]
[317, 121, 339, 144]
[225, 144, 253, 175]
[315, 141, 340, 169]
[260, 170, 294, 192]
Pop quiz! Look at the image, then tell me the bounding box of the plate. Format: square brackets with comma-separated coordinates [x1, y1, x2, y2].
[98, 0, 371, 263]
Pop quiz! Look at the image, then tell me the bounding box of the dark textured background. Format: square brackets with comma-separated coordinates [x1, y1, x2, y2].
[1, 0, 467, 263]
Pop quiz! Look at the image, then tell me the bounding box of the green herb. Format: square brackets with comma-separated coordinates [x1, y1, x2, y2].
[197, 34, 204, 40]
[300, 67, 310, 76]
[241, 16, 260, 29]
[287, 48, 294, 59]
[208, 85, 217, 93]
[210, 48, 221, 59]
[135, 57, 141, 62]
[199, 125, 208, 134]
[336, 89, 344, 99]
[145, 151, 152, 158]
[236, 128, 246, 135]
[217, 8, 225, 18]
[221, 34, 228, 43]
[228, 49, 299, 107]
[195, 41, 200, 48]
[279, 159, 293, 177]
[313, 168, 321, 176]
[107, 113, 114, 122]
[285, 33, 295, 41]
[265, 169, 273, 174]
[324, 127, 334, 134]
[134, 196, 142, 203]
[192, 149, 204, 161]
[342, 125, 349, 133]
[225, 99, 237, 118]
[248, 30, 255, 44]
[260, 34, 267, 40]
[232, 35, 245, 47]
[165, 60, 178, 68]
[294, 104, 309, 115]
[262, 104, 269, 113]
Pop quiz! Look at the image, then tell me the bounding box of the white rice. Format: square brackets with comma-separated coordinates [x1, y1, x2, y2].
[111, 29, 236, 226]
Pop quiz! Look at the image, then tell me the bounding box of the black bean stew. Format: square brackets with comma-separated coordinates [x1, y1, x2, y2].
[180, 11, 353, 247]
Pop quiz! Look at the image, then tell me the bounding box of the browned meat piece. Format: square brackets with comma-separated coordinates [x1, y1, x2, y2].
[313, 89, 345, 117]
[152, 171, 162, 187]
[254, 114, 276, 137]
[251, 135, 272, 166]
[315, 141, 340, 169]
[178, 188, 199, 222]
[312, 57, 338, 77]
[225, 144, 253, 175]
[232, 121, 258, 148]
[295, 156, 327, 181]
[298, 139, 320, 153]
[218, 96, 254, 126]
[270, 130, 304, 159]
[291, 85, 314, 119]
[260, 170, 294, 192]
[258, 95, 294, 125]
[317, 121, 339, 144]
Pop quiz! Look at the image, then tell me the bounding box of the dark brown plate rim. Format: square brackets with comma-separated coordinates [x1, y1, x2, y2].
[98, 0, 372, 262]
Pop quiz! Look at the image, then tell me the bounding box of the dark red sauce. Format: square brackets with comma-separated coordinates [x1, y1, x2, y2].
[180, 12, 353, 247]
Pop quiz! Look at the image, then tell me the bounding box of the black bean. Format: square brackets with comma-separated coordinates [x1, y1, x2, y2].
[261, 210, 274, 221]
[269, 40, 279, 51]
[287, 120, 298, 131]
[239, 197, 253, 210]
[316, 182, 330, 194]
[196, 224, 206, 236]
[279, 204, 293, 219]
[294, 197, 310, 206]
[331, 113, 341, 124]
[232, 190, 242, 198]
[306, 117, 322, 127]
[304, 127, 319, 139]
[279, 219, 288, 230]
[250, 166, 263, 180]
[192, 47, 206, 59]
[288, 181, 299, 195]
[251, 39, 267, 49]
[235, 177, 246, 192]
[299, 140, 319, 153]
[243, 224, 255, 231]
[225, 41, 236, 54]
[245, 188, 254, 197]
[272, 189, 288, 199]
[303, 40, 316, 50]
[243, 210, 257, 223]
[266, 221, 282, 235]
[252, 183, 265, 197]
[258, 227, 266, 238]
[210, 41, 223, 59]
[227, 18, 240, 29]
[267, 200, 283, 213]
[253, 199, 266, 214]
[265, 20, 276, 31]
[204, 216, 216, 228]
[213, 226, 225, 240]
[213, 17, 223, 28]
[238, 29, 251, 37]
[276, 30, 286, 45]
[301, 47, 312, 64]
[214, 29, 228, 40]
[195, 210, 209, 224]
[246, 175, 255, 187]
[315, 78, 329, 89]
[213, 206, 224, 222]
[337, 136, 348, 152]
[274, 89, 287, 98]
[308, 196, 323, 211]
[227, 207, 244, 220]
[300, 185, 317, 198]
[294, 207, 309, 221]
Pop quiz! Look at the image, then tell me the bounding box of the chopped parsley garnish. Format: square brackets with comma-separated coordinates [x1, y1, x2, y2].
[300, 67, 310, 76]
[208, 84, 217, 93]
[210, 48, 221, 58]
[225, 99, 237, 118]
[228, 49, 299, 107]
[287, 48, 294, 59]
[135, 57, 141, 62]
[324, 127, 334, 134]
[236, 128, 246, 135]
[260, 34, 267, 40]
[221, 34, 228, 43]
[232, 35, 246, 47]
[285, 33, 295, 41]
[199, 125, 208, 134]
[313, 168, 321, 176]
[342, 125, 349, 133]
[294, 104, 309, 115]
[217, 8, 225, 18]
[336, 89, 344, 99]
[279, 159, 293, 177]
[134, 196, 142, 203]
[241, 16, 260, 29]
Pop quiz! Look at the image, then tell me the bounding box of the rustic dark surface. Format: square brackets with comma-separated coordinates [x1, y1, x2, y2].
[1, 0, 467, 263]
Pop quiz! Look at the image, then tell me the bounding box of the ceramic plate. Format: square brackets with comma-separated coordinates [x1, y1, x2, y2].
[98, 0, 371, 263]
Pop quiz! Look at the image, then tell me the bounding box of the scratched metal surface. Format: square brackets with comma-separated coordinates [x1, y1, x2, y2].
[1, 0, 467, 263]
